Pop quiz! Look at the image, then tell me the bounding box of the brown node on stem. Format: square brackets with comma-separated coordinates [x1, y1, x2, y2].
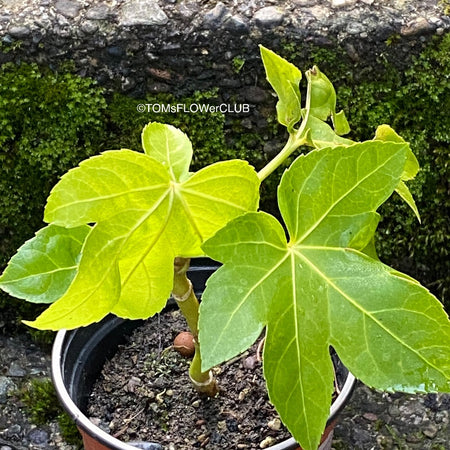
[173, 331, 195, 357]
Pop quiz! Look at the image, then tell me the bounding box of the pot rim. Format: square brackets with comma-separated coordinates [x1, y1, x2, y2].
[52, 326, 356, 450]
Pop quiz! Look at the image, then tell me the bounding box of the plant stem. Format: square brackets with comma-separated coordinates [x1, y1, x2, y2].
[257, 74, 313, 182]
[172, 257, 218, 397]
[257, 132, 309, 182]
[173, 257, 199, 335]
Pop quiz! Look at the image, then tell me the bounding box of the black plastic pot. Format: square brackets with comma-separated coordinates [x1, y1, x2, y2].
[52, 259, 355, 450]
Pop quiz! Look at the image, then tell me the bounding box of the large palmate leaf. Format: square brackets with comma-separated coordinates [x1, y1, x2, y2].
[200, 141, 450, 450]
[24, 124, 260, 330]
[0, 224, 89, 304]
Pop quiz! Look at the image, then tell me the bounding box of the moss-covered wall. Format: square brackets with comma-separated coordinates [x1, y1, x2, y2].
[0, 63, 108, 328]
[0, 34, 448, 330]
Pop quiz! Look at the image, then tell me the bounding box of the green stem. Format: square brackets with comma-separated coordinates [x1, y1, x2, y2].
[172, 257, 198, 335]
[257, 81, 313, 182]
[172, 257, 218, 396]
[257, 133, 302, 182]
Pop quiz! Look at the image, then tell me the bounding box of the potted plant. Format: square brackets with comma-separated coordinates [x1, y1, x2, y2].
[1, 46, 449, 450]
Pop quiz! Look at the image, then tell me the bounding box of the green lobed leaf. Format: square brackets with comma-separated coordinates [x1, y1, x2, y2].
[200, 142, 450, 449]
[200, 212, 288, 365]
[44, 149, 169, 227]
[260, 45, 302, 130]
[27, 132, 260, 329]
[0, 224, 89, 304]
[308, 247, 450, 393]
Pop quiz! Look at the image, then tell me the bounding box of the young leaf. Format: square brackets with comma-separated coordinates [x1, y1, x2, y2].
[306, 66, 350, 135]
[373, 125, 420, 221]
[260, 45, 302, 130]
[200, 142, 450, 450]
[27, 145, 259, 329]
[0, 224, 89, 304]
[303, 115, 353, 149]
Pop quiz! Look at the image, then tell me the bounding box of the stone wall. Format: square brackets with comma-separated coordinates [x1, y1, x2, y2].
[1, 0, 448, 100]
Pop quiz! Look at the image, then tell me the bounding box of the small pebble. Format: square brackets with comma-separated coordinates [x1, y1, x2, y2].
[89, 417, 102, 427]
[423, 423, 438, 439]
[4, 424, 21, 438]
[192, 399, 201, 408]
[0, 377, 17, 403]
[126, 376, 142, 392]
[217, 420, 227, 432]
[27, 428, 49, 445]
[267, 418, 281, 431]
[7, 361, 26, 377]
[243, 355, 257, 370]
[238, 387, 250, 401]
[259, 436, 276, 448]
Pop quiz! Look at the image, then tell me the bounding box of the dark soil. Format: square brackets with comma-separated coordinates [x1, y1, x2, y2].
[87, 309, 292, 449]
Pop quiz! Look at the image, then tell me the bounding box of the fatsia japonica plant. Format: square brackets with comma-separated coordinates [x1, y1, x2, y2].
[1, 46, 450, 450]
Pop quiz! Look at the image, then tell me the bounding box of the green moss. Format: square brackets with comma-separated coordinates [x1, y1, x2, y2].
[439, 0, 450, 15]
[21, 378, 61, 424]
[232, 56, 246, 73]
[57, 412, 83, 446]
[385, 33, 402, 46]
[105, 89, 273, 177]
[0, 39, 23, 53]
[20, 377, 83, 446]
